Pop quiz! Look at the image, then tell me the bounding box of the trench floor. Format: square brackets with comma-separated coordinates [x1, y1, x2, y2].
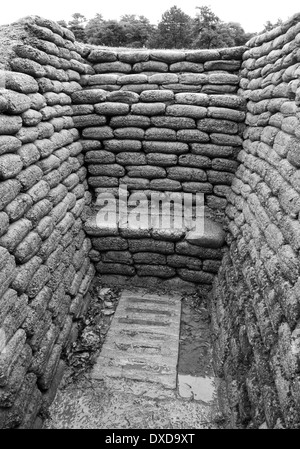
[44, 287, 223, 429]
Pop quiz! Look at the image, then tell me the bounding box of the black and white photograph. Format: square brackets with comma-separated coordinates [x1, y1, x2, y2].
[0, 0, 299, 434]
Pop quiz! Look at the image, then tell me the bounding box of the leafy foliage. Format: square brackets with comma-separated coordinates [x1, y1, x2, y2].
[148, 6, 193, 49]
[262, 18, 283, 32]
[67, 13, 87, 43]
[119, 15, 155, 48]
[58, 5, 257, 49]
[192, 7, 251, 48]
[85, 14, 104, 44]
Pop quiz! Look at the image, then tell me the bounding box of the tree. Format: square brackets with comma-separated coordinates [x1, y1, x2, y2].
[57, 6, 257, 49]
[192, 5, 222, 48]
[262, 18, 283, 32]
[88, 20, 128, 46]
[57, 20, 68, 28]
[68, 13, 87, 42]
[195, 5, 220, 30]
[149, 6, 193, 49]
[192, 6, 253, 48]
[119, 15, 154, 47]
[218, 22, 254, 47]
[85, 14, 104, 44]
[85, 14, 154, 47]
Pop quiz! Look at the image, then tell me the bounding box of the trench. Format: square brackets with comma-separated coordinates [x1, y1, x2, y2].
[43, 280, 223, 429]
[1, 13, 300, 429]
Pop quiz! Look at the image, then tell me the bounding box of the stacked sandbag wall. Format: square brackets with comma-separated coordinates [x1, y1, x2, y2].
[3, 11, 300, 430]
[0, 17, 94, 428]
[211, 12, 300, 428]
[78, 48, 246, 286]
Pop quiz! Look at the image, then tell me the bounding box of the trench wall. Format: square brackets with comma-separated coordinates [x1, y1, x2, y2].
[79, 47, 245, 286]
[1, 12, 300, 429]
[0, 17, 95, 428]
[211, 13, 300, 429]
[0, 17, 246, 426]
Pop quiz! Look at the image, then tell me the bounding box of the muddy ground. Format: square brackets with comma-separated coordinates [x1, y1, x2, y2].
[61, 277, 214, 385]
[43, 277, 224, 429]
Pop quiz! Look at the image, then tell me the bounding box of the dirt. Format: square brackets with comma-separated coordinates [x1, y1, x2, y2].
[44, 278, 225, 429]
[61, 278, 122, 387]
[178, 292, 214, 378]
[61, 276, 214, 387]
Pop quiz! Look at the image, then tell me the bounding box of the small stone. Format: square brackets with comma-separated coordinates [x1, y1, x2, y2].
[98, 288, 112, 300]
[102, 309, 115, 316]
[104, 301, 114, 308]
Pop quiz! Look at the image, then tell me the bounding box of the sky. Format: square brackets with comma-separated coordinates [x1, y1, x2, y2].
[0, 0, 299, 33]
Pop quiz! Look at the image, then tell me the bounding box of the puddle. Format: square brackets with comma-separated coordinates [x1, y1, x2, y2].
[45, 287, 223, 429]
[178, 296, 214, 378]
[178, 375, 215, 402]
[177, 296, 216, 403]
